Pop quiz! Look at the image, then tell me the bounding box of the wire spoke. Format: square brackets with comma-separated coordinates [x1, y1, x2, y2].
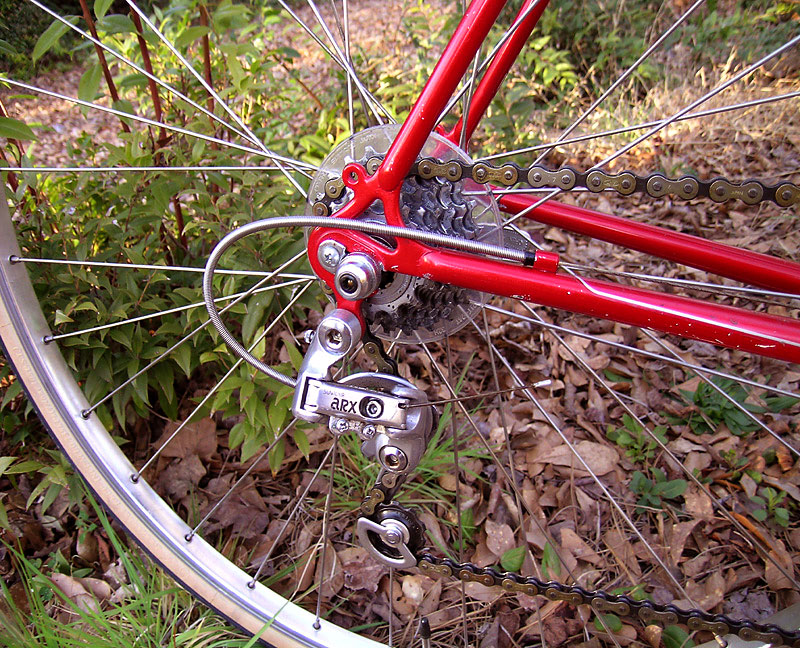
[438, 0, 548, 124]
[514, 301, 800, 590]
[45, 279, 310, 343]
[641, 328, 799, 458]
[124, 1, 310, 196]
[559, 263, 800, 303]
[467, 318, 702, 606]
[502, 33, 800, 229]
[442, 335, 469, 648]
[13, 165, 295, 174]
[0, 77, 317, 173]
[313, 435, 339, 630]
[134, 281, 314, 480]
[274, 0, 392, 124]
[479, 302, 800, 400]
[185, 420, 297, 540]
[12, 255, 312, 278]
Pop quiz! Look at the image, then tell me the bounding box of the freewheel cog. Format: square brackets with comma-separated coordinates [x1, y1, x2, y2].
[307, 124, 503, 344]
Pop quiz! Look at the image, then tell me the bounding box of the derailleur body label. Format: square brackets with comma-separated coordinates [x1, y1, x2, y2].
[302, 379, 408, 428]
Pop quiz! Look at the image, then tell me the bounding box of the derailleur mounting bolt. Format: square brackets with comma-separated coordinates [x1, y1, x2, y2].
[318, 240, 346, 271]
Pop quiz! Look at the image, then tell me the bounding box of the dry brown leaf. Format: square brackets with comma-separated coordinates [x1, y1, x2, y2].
[464, 580, 503, 603]
[684, 485, 714, 521]
[338, 547, 386, 592]
[153, 417, 217, 461]
[485, 520, 516, 558]
[668, 520, 699, 566]
[685, 571, 725, 610]
[539, 441, 619, 476]
[316, 540, 344, 600]
[765, 541, 795, 591]
[560, 527, 602, 565]
[603, 529, 642, 580]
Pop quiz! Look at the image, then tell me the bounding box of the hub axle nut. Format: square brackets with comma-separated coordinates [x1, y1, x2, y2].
[334, 253, 381, 301]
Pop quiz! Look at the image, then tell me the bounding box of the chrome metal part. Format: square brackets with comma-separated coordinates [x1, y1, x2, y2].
[318, 240, 347, 271]
[378, 445, 408, 472]
[302, 379, 408, 427]
[334, 252, 381, 300]
[356, 516, 417, 569]
[291, 309, 362, 422]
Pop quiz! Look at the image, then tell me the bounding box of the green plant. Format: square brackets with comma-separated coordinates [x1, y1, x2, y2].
[750, 486, 791, 528]
[629, 468, 687, 514]
[671, 377, 797, 436]
[606, 414, 667, 465]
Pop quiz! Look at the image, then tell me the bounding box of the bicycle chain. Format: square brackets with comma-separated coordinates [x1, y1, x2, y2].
[319, 159, 799, 640]
[412, 158, 800, 207]
[416, 552, 800, 645]
[310, 158, 800, 215]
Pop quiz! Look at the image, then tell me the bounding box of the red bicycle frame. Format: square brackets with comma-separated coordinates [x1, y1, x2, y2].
[307, 0, 800, 363]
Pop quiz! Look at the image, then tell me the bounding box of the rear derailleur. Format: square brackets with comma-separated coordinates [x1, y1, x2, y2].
[292, 308, 435, 569]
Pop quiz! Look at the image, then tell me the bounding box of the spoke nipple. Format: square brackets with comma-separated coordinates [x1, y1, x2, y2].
[8, 255, 20, 264]
[130, 473, 140, 484]
[184, 532, 194, 542]
[42, 335, 53, 344]
[313, 620, 321, 631]
[246, 580, 256, 590]
[80, 409, 91, 420]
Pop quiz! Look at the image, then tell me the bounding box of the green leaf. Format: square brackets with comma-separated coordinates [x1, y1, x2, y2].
[268, 437, 285, 475]
[78, 63, 104, 107]
[0, 457, 16, 478]
[655, 479, 687, 499]
[0, 39, 17, 57]
[94, 0, 114, 19]
[293, 428, 310, 459]
[752, 508, 767, 521]
[283, 338, 304, 372]
[663, 625, 694, 648]
[593, 613, 623, 633]
[500, 546, 525, 572]
[5, 460, 44, 474]
[96, 14, 136, 35]
[0, 117, 37, 141]
[173, 344, 192, 377]
[542, 541, 561, 579]
[174, 25, 211, 50]
[32, 17, 78, 63]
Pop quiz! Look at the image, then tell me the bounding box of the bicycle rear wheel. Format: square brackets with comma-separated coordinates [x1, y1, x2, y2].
[1, 1, 799, 647]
